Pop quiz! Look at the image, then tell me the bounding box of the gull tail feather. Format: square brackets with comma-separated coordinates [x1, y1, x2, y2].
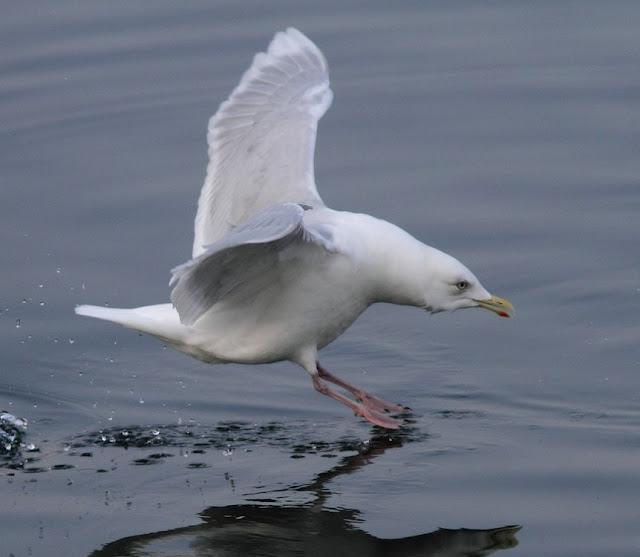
[74, 303, 186, 342]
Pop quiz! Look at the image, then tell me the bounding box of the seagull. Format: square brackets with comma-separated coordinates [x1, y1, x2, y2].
[75, 28, 513, 429]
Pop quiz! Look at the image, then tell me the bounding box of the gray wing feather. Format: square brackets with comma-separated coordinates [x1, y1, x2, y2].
[171, 203, 332, 326]
[192, 28, 333, 257]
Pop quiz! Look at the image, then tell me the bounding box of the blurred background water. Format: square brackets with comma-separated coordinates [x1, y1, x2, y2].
[1, 1, 639, 556]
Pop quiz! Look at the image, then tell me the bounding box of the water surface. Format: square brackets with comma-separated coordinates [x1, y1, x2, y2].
[2, 2, 639, 556]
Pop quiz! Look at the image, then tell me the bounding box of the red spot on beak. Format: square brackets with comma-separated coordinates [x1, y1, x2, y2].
[498, 311, 510, 318]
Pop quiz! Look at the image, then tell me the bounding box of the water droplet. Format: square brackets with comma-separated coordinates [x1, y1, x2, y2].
[39, 301, 45, 307]
[56, 267, 62, 274]
[68, 338, 75, 344]
[21, 298, 27, 304]
[15, 319, 21, 329]
[138, 398, 144, 404]
[38, 283, 44, 288]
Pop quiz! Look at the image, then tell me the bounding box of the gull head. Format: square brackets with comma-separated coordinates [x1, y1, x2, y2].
[423, 250, 513, 318]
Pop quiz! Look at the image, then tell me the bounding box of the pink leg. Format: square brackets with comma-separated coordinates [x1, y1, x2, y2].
[312, 376, 402, 429]
[317, 364, 406, 414]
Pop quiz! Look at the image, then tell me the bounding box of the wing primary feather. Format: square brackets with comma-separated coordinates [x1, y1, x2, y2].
[192, 28, 333, 258]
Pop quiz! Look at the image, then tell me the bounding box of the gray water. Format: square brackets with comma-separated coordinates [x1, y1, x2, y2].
[2, 2, 639, 556]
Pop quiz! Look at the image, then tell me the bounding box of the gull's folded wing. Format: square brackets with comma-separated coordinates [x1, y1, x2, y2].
[173, 203, 337, 326]
[192, 28, 333, 258]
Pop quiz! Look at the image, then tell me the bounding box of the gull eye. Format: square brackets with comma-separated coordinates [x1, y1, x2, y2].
[456, 280, 470, 292]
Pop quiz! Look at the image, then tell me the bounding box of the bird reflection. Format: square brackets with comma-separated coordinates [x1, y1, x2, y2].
[91, 433, 521, 557]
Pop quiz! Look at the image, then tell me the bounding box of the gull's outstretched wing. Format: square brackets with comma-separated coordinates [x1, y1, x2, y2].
[173, 203, 338, 326]
[192, 28, 333, 258]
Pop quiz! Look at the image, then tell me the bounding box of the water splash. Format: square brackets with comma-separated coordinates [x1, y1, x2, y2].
[0, 411, 30, 463]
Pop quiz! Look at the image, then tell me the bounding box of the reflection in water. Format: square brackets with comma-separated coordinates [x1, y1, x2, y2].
[92, 435, 520, 557]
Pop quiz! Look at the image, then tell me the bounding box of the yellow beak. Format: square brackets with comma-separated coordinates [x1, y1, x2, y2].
[474, 295, 514, 318]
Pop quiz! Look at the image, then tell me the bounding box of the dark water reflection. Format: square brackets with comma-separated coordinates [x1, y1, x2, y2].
[92, 435, 520, 557]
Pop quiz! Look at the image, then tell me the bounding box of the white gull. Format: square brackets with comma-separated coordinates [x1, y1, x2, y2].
[76, 28, 513, 429]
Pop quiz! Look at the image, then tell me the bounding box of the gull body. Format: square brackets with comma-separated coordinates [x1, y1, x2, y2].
[76, 29, 512, 429]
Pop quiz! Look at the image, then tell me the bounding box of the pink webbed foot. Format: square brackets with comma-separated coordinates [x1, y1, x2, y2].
[356, 406, 403, 429]
[312, 368, 405, 430]
[355, 391, 407, 415]
[316, 364, 406, 415]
